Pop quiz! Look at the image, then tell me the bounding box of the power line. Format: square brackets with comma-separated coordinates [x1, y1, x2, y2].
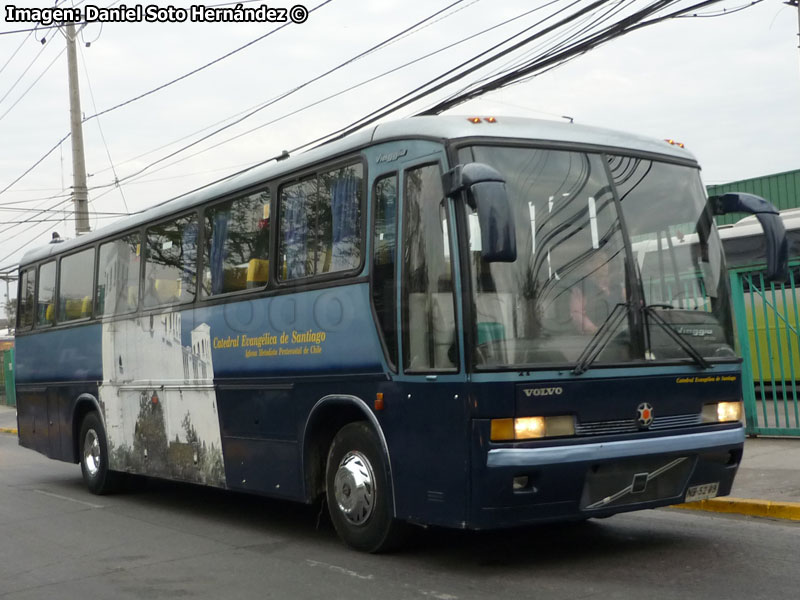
[81, 0, 335, 126]
[88, 2, 474, 181]
[89, 1, 564, 196]
[83, 0, 473, 192]
[0, 0, 334, 203]
[78, 41, 129, 212]
[0, 35, 54, 107]
[0, 23, 76, 36]
[420, 0, 732, 115]
[676, 0, 763, 17]
[306, 0, 603, 145]
[0, 29, 33, 76]
[0, 45, 67, 123]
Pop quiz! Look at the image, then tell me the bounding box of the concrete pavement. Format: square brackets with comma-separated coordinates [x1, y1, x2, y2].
[0, 403, 15, 434]
[1, 403, 798, 522]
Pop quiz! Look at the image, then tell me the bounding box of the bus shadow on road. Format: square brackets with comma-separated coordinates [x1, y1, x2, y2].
[53, 471, 706, 567]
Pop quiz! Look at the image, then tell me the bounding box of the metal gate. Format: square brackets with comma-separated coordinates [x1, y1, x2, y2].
[730, 264, 800, 436]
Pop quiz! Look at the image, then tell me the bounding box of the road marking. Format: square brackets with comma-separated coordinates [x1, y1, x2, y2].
[306, 559, 374, 580]
[419, 590, 459, 599]
[33, 489, 105, 509]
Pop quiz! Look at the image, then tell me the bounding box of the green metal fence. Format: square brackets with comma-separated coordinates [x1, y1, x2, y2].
[2, 348, 15, 407]
[730, 263, 800, 436]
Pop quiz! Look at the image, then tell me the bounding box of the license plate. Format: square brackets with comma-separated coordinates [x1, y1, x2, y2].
[685, 482, 719, 502]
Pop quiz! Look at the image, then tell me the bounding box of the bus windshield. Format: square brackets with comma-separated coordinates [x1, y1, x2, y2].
[457, 145, 735, 369]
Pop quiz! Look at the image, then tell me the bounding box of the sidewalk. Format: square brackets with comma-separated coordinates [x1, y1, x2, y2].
[0, 403, 798, 521]
[673, 436, 800, 521]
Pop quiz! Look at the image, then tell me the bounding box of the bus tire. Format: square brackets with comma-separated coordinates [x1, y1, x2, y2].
[79, 412, 119, 495]
[326, 422, 403, 553]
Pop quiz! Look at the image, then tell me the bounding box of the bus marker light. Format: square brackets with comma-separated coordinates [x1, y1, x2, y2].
[467, 117, 482, 124]
[375, 393, 385, 411]
[490, 418, 514, 441]
[484, 116, 497, 123]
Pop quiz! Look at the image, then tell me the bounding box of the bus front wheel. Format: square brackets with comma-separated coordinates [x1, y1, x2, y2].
[79, 412, 119, 495]
[325, 422, 403, 552]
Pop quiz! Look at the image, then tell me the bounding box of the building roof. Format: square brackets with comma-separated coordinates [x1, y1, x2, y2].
[708, 168, 800, 227]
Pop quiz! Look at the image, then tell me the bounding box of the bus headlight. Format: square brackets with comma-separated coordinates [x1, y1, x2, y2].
[490, 416, 575, 441]
[702, 401, 743, 423]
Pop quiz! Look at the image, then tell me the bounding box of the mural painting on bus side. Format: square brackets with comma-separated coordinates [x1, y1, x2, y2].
[97, 314, 225, 486]
[96, 241, 225, 486]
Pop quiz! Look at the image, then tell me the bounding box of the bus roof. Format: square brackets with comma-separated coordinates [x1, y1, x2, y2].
[19, 115, 696, 267]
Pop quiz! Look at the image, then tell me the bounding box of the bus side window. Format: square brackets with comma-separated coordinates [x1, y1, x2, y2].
[144, 214, 198, 308]
[97, 234, 141, 317]
[279, 161, 363, 281]
[36, 261, 56, 327]
[402, 164, 457, 372]
[203, 189, 271, 296]
[59, 247, 95, 322]
[372, 173, 398, 368]
[17, 268, 35, 330]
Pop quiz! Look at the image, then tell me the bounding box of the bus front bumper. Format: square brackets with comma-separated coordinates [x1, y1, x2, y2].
[472, 426, 744, 528]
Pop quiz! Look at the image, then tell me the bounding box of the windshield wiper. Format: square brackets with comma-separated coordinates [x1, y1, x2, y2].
[572, 303, 630, 376]
[644, 305, 711, 370]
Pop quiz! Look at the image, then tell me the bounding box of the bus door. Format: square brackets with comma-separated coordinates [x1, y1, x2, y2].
[362, 140, 470, 526]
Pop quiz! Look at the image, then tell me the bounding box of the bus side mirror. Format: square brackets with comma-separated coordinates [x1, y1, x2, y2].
[443, 163, 517, 262]
[709, 192, 788, 282]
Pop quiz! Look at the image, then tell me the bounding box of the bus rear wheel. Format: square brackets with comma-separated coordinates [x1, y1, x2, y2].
[79, 412, 119, 495]
[325, 422, 403, 552]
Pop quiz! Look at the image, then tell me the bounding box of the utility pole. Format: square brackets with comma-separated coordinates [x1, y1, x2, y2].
[65, 21, 91, 235]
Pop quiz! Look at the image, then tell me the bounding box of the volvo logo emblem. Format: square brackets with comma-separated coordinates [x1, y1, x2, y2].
[637, 403, 654, 428]
[522, 387, 563, 398]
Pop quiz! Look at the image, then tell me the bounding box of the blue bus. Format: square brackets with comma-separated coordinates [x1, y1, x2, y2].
[14, 116, 786, 551]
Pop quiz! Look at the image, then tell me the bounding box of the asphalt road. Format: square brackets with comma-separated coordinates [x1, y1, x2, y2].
[1, 432, 798, 600]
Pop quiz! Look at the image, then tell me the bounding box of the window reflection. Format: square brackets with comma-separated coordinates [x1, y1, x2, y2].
[459, 146, 631, 368]
[144, 214, 198, 308]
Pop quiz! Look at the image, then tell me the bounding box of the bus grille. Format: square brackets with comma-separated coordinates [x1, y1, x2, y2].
[575, 414, 702, 436]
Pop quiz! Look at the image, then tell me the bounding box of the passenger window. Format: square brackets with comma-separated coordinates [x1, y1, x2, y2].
[59, 248, 95, 321]
[97, 234, 141, 316]
[36, 261, 56, 327]
[144, 214, 198, 308]
[17, 268, 35, 330]
[372, 174, 398, 367]
[402, 164, 457, 371]
[203, 190, 271, 295]
[279, 162, 362, 280]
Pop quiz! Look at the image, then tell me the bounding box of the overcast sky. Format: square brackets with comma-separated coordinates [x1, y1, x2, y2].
[1, 0, 799, 315]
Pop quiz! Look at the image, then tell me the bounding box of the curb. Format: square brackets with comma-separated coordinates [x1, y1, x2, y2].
[0, 428, 17, 435]
[674, 497, 800, 521]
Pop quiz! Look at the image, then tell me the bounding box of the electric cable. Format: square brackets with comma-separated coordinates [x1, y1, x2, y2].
[78, 41, 129, 213]
[82, 0, 474, 190]
[0, 35, 53, 107]
[0, 30, 33, 77]
[85, 1, 563, 195]
[0, 45, 67, 123]
[79, 0, 335, 126]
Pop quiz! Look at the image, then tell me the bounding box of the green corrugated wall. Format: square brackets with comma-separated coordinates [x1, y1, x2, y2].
[707, 169, 800, 226]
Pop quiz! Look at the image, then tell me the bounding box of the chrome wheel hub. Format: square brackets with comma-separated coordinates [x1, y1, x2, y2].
[333, 451, 375, 526]
[83, 429, 101, 477]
